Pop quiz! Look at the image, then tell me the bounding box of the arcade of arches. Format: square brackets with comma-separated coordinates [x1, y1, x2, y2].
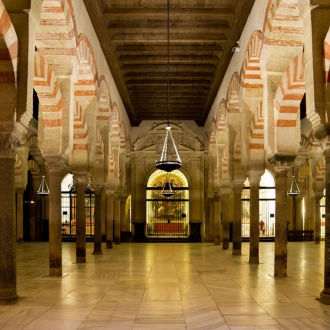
[0, 0, 330, 306]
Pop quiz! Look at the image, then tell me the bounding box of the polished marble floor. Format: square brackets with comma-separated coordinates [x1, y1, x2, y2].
[1, 241, 330, 329]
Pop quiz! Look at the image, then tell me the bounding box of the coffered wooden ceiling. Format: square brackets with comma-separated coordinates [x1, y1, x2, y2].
[83, 0, 255, 126]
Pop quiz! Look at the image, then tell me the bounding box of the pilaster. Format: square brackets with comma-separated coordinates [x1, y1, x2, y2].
[232, 183, 244, 255]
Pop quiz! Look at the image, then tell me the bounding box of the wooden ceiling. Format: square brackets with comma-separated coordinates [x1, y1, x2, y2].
[83, 0, 255, 126]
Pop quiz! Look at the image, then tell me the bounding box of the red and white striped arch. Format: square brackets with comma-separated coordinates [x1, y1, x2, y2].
[222, 145, 229, 177]
[36, 0, 76, 57]
[240, 31, 263, 88]
[249, 102, 264, 150]
[325, 29, 330, 84]
[0, 2, 18, 121]
[226, 73, 240, 113]
[33, 52, 63, 153]
[263, 0, 304, 47]
[73, 101, 88, 151]
[234, 128, 242, 164]
[274, 53, 305, 153]
[95, 128, 104, 166]
[110, 103, 121, 138]
[97, 77, 111, 132]
[75, 34, 98, 109]
[215, 100, 227, 132]
[208, 119, 217, 146]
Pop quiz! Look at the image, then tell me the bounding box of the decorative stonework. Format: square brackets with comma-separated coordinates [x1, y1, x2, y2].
[268, 154, 295, 174]
[0, 123, 20, 159]
[44, 154, 69, 174]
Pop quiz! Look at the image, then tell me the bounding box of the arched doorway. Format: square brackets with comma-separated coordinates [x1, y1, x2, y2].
[146, 169, 189, 239]
[242, 170, 276, 239]
[61, 173, 95, 240]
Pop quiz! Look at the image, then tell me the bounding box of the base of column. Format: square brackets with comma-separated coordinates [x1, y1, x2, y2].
[0, 289, 18, 305]
[92, 250, 103, 255]
[214, 240, 220, 245]
[49, 268, 62, 277]
[249, 257, 259, 264]
[76, 257, 86, 263]
[106, 240, 113, 249]
[232, 250, 241, 255]
[222, 243, 229, 250]
[319, 291, 330, 305]
[314, 240, 320, 244]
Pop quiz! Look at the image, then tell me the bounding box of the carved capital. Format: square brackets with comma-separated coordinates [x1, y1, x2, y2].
[0, 122, 21, 159]
[93, 184, 104, 195]
[44, 154, 69, 174]
[268, 154, 295, 174]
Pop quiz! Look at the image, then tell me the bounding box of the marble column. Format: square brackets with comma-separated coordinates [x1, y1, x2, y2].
[320, 149, 330, 304]
[114, 194, 121, 244]
[0, 125, 19, 303]
[270, 156, 294, 278]
[221, 188, 231, 250]
[248, 172, 262, 264]
[214, 193, 221, 245]
[74, 173, 89, 263]
[232, 184, 243, 255]
[105, 189, 114, 248]
[314, 193, 322, 244]
[16, 188, 24, 243]
[45, 156, 67, 277]
[92, 184, 103, 255]
[208, 198, 214, 243]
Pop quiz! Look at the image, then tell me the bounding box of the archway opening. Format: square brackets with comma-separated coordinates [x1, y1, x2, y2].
[146, 169, 189, 239]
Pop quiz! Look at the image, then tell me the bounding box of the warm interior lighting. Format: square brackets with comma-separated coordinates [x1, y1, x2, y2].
[162, 180, 174, 197]
[156, 0, 181, 173]
[37, 166, 49, 196]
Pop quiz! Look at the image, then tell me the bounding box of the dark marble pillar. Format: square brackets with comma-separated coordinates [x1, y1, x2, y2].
[314, 193, 323, 244]
[46, 156, 67, 276]
[320, 149, 330, 304]
[248, 172, 262, 264]
[114, 194, 121, 244]
[105, 189, 114, 248]
[0, 124, 19, 303]
[269, 155, 294, 278]
[74, 173, 89, 263]
[232, 184, 243, 255]
[92, 184, 103, 255]
[214, 193, 221, 245]
[221, 188, 231, 250]
[16, 188, 24, 243]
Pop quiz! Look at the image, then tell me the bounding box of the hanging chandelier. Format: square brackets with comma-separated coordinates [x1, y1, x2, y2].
[37, 166, 49, 196]
[288, 165, 300, 197]
[156, 0, 182, 173]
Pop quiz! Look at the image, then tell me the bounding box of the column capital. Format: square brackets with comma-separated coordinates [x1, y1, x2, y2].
[0, 122, 21, 159]
[268, 154, 295, 175]
[72, 172, 91, 185]
[93, 184, 104, 195]
[44, 154, 69, 174]
[220, 186, 232, 198]
[105, 188, 115, 196]
[248, 170, 263, 186]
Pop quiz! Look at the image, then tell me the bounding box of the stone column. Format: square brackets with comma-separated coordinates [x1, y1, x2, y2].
[16, 188, 25, 243]
[314, 193, 323, 244]
[269, 155, 294, 278]
[248, 172, 262, 264]
[221, 188, 231, 250]
[232, 184, 243, 255]
[114, 194, 121, 244]
[45, 155, 67, 277]
[320, 149, 330, 304]
[74, 173, 89, 263]
[92, 184, 103, 255]
[0, 124, 19, 303]
[105, 189, 114, 248]
[208, 198, 214, 242]
[214, 193, 221, 245]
